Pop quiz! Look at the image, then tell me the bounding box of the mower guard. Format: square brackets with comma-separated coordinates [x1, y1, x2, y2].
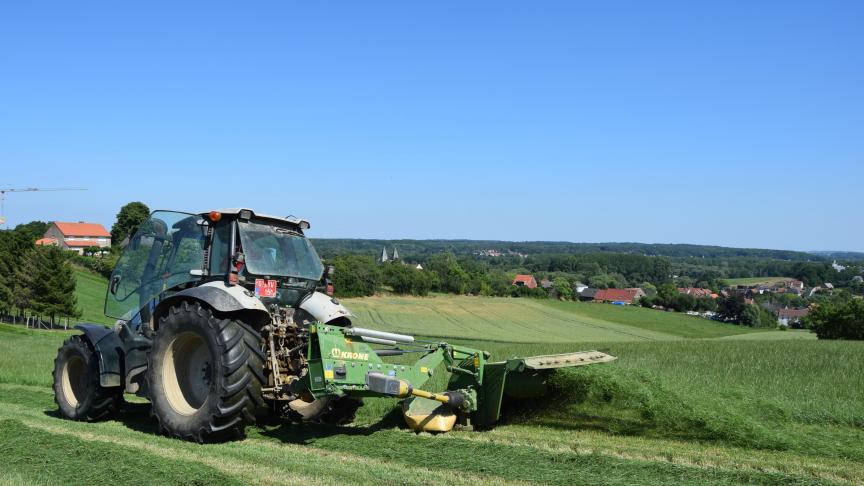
[473, 351, 616, 428]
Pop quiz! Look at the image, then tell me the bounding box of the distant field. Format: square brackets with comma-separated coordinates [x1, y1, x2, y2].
[721, 276, 792, 286]
[344, 295, 762, 343]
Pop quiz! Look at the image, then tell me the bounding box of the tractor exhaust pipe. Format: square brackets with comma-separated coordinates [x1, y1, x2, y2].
[346, 327, 415, 344]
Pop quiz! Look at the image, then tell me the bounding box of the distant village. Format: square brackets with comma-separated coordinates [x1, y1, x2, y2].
[509, 272, 855, 328]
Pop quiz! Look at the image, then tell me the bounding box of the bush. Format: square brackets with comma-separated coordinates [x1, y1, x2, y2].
[330, 255, 381, 297]
[69, 253, 118, 279]
[805, 298, 864, 340]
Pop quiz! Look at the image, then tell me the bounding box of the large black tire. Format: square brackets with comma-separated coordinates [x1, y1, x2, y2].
[288, 395, 363, 425]
[147, 301, 265, 442]
[53, 335, 122, 421]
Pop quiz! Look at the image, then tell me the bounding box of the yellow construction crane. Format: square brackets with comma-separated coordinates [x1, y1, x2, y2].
[0, 187, 86, 227]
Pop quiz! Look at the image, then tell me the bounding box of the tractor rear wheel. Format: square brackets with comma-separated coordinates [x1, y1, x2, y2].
[288, 395, 363, 425]
[147, 301, 265, 442]
[53, 335, 122, 421]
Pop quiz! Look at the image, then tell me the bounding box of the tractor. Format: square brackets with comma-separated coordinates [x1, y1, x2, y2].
[53, 209, 615, 442]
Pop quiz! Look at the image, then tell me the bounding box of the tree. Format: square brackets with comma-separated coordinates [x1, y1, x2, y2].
[383, 263, 437, 296]
[740, 304, 762, 327]
[9, 248, 39, 317]
[553, 277, 572, 300]
[13, 221, 49, 242]
[425, 253, 470, 294]
[29, 246, 81, 323]
[330, 255, 381, 297]
[111, 202, 150, 246]
[805, 297, 864, 340]
[717, 294, 747, 322]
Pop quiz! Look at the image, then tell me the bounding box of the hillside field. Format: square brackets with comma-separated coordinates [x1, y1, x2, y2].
[0, 270, 858, 484]
[721, 276, 793, 286]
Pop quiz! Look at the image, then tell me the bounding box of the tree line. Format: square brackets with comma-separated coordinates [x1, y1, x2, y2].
[0, 228, 80, 324]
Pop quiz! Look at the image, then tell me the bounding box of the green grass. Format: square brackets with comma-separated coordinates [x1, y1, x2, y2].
[72, 268, 114, 325]
[10, 274, 855, 484]
[1, 322, 861, 484]
[343, 295, 761, 343]
[721, 276, 792, 286]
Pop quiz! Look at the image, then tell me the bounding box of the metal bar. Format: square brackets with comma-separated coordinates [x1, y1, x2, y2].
[346, 327, 415, 344]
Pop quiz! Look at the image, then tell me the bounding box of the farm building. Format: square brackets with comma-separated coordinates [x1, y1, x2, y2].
[777, 307, 809, 328]
[512, 274, 538, 289]
[37, 221, 111, 255]
[578, 288, 598, 301]
[593, 288, 646, 304]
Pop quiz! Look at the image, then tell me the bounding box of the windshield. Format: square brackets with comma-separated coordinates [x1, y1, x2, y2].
[238, 220, 324, 280]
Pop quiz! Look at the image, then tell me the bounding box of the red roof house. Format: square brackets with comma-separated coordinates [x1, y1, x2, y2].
[42, 221, 111, 255]
[593, 288, 646, 304]
[35, 237, 59, 246]
[512, 274, 538, 289]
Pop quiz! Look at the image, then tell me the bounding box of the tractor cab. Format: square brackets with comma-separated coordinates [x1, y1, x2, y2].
[105, 209, 324, 328]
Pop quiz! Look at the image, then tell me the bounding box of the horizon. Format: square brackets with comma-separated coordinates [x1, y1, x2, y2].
[2, 2, 862, 252]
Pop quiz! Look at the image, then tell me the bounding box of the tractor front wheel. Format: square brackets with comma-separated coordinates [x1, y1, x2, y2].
[147, 302, 265, 442]
[52, 335, 122, 421]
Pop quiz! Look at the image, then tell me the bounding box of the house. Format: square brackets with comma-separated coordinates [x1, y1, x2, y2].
[786, 280, 804, 291]
[578, 287, 598, 301]
[777, 307, 809, 328]
[539, 278, 553, 289]
[573, 281, 588, 293]
[38, 222, 111, 255]
[677, 288, 716, 298]
[512, 274, 538, 289]
[593, 288, 646, 305]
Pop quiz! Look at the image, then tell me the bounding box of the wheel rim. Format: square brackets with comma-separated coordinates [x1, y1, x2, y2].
[61, 355, 88, 407]
[162, 332, 212, 415]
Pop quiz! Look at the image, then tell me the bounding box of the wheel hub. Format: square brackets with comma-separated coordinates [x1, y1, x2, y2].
[162, 332, 212, 416]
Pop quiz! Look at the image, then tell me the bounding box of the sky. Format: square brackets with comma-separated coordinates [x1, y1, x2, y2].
[1, 1, 862, 251]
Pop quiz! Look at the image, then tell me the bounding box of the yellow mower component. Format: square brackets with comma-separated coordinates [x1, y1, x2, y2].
[402, 397, 458, 432]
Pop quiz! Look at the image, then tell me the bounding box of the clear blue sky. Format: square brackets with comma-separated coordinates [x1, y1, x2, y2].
[1, 1, 861, 251]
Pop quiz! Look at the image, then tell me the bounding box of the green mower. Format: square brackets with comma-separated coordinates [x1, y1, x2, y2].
[52, 209, 615, 442]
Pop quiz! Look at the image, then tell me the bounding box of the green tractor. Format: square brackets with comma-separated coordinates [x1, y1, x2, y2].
[53, 209, 615, 442]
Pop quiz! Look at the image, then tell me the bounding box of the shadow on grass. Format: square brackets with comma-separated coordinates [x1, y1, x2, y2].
[259, 407, 406, 444]
[42, 401, 162, 436]
[41, 397, 407, 444]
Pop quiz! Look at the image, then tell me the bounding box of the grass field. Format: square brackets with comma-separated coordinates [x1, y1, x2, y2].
[1, 270, 852, 484]
[344, 295, 769, 342]
[72, 268, 114, 326]
[721, 276, 792, 286]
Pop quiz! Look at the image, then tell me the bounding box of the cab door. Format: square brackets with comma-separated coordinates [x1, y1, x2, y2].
[105, 211, 207, 322]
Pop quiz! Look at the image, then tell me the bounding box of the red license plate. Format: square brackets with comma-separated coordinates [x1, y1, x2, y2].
[254, 279, 278, 298]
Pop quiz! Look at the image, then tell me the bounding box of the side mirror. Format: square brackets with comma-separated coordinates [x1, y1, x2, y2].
[109, 275, 121, 295]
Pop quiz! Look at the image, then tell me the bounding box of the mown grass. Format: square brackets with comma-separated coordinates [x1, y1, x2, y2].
[0, 384, 856, 485]
[2, 323, 862, 484]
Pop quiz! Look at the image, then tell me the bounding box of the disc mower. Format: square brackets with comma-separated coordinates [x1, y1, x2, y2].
[52, 208, 615, 442]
